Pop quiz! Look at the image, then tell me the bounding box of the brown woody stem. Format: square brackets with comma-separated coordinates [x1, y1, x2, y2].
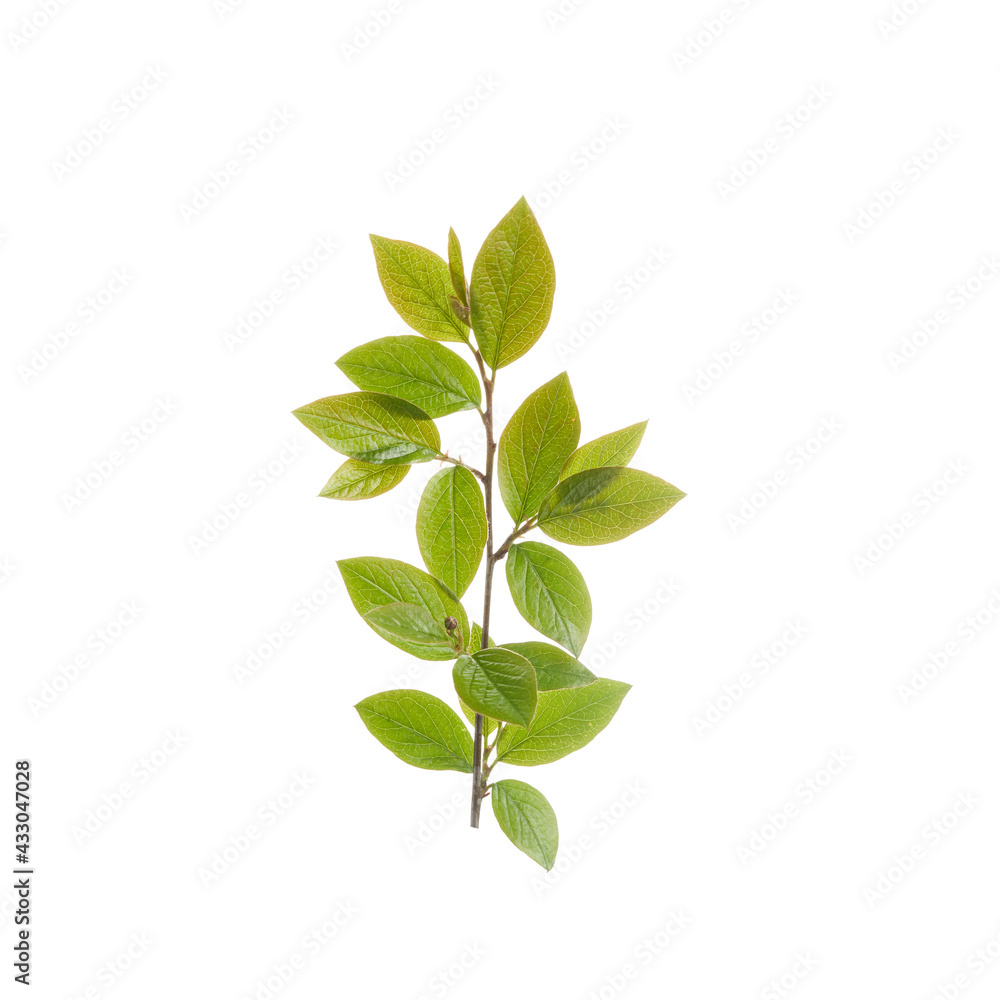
[470, 348, 494, 828]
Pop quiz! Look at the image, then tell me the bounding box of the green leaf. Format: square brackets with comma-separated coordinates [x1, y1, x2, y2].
[355, 690, 474, 772]
[362, 603, 459, 655]
[537, 467, 685, 546]
[497, 679, 631, 766]
[416, 467, 487, 598]
[468, 622, 496, 652]
[447, 227, 468, 308]
[370, 235, 469, 342]
[560, 421, 647, 481]
[505, 541, 591, 656]
[319, 459, 409, 501]
[501, 641, 596, 692]
[336, 336, 481, 418]
[491, 780, 559, 870]
[293, 392, 440, 465]
[338, 557, 468, 661]
[498, 372, 580, 523]
[460, 699, 497, 737]
[453, 648, 537, 727]
[469, 197, 556, 370]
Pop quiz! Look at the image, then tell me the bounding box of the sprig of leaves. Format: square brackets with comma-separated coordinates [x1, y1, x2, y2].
[293, 198, 685, 869]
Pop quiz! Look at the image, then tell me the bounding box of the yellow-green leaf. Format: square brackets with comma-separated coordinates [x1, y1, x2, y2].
[370, 235, 469, 342]
[319, 459, 409, 501]
[338, 557, 467, 661]
[560, 421, 647, 480]
[505, 541, 591, 656]
[491, 779, 559, 870]
[497, 372, 579, 523]
[497, 679, 631, 766]
[293, 392, 440, 465]
[336, 336, 480, 417]
[356, 690, 474, 772]
[452, 648, 537, 727]
[469, 197, 555, 370]
[537, 467, 685, 545]
[416, 467, 487, 598]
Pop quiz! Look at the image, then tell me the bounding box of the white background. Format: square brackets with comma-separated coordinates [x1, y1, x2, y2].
[3, 0, 1000, 997]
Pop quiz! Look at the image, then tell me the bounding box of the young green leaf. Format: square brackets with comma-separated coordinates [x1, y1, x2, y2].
[336, 336, 481, 418]
[362, 603, 459, 654]
[469, 197, 555, 370]
[497, 372, 580, 524]
[491, 779, 559, 870]
[468, 622, 496, 652]
[293, 392, 440, 465]
[319, 459, 409, 501]
[537, 467, 685, 545]
[505, 541, 592, 657]
[416, 467, 487, 598]
[355, 690, 474, 772]
[560, 421, 647, 481]
[369, 235, 469, 342]
[460, 700, 497, 736]
[453, 648, 538, 728]
[338, 556, 468, 661]
[501, 641, 597, 691]
[497, 679, 631, 766]
[447, 227, 468, 308]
